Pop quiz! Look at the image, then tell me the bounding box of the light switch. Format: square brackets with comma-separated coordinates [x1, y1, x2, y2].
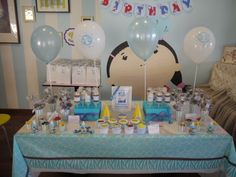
[22, 6, 35, 22]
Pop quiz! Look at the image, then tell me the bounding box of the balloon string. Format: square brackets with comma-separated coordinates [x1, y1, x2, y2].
[48, 63, 54, 98]
[144, 61, 147, 100]
[93, 59, 99, 87]
[193, 63, 198, 93]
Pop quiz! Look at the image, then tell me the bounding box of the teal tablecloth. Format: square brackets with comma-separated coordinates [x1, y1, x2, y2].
[12, 124, 236, 177]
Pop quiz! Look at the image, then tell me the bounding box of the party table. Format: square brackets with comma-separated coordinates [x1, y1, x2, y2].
[12, 113, 236, 177]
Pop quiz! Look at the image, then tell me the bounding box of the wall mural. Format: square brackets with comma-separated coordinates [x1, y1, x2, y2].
[107, 40, 185, 99]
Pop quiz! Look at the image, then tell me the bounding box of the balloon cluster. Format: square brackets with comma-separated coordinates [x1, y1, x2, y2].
[127, 18, 159, 61]
[31, 21, 215, 82]
[31, 21, 106, 64]
[184, 27, 215, 63]
[74, 21, 106, 60]
[31, 25, 61, 64]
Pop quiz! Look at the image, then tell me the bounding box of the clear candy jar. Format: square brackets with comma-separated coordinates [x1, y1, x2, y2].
[74, 90, 80, 103]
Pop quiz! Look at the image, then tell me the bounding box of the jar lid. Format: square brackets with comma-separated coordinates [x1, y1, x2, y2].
[165, 92, 171, 96]
[75, 91, 80, 96]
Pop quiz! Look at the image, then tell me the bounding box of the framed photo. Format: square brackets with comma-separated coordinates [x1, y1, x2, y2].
[222, 46, 236, 64]
[0, 0, 20, 43]
[111, 86, 132, 111]
[36, 0, 70, 13]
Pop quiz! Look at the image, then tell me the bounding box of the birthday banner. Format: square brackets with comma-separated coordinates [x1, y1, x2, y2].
[101, 0, 192, 18]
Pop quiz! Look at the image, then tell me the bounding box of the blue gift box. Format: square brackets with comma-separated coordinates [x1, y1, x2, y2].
[143, 101, 172, 122]
[74, 102, 101, 121]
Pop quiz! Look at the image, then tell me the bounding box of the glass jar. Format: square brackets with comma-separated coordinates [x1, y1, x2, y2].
[80, 89, 86, 102]
[74, 90, 80, 103]
[156, 92, 163, 103]
[61, 109, 70, 121]
[164, 92, 171, 103]
[147, 91, 154, 103]
[92, 87, 100, 102]
[85, 92, 91, 103]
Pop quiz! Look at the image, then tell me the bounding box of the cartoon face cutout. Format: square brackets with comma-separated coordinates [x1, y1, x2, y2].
[107, 40, 184, 99]
[107, 42, 144, 98]
[146, 40, 181, 88]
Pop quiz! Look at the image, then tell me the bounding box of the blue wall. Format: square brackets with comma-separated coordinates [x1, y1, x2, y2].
[99, 0, 236, 98]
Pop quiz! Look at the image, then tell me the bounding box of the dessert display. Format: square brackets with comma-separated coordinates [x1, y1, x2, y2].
[97, 118, 105, 123]
[119, 119, 128, 125]
[108, 118, 117, 124]
[74, 122, 94, 134]
[131, 118, 140, 125]
[98, 122, 109, 134]
[188, 122, 197, 135]
[53, 116, 61, 126]
[74, 87, 101, 121]
[125, 122, 134, 135]
[59, 121, 66, 132]
[143, 101, 172, 122]
[111, 123, 122, 134]
[137, 123, 146, 134]
[118, 113, 127, 119]
[207, 121, 216, 133]
[41, 121, 49, 133]
[132, 104, 143, 120]
[24, 87, 215, 136]
[100, 103, 111, 120]
[49, 121, 56, 134]
[185, 118, 192, 127]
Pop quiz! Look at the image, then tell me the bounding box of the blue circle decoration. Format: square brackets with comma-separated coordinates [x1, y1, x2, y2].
[81, 34, 93, 47]
[197, 32, 210, 44]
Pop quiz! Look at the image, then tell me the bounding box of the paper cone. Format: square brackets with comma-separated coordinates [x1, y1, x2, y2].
[133, 104, 143, 120]
[101, 104, 111, 119]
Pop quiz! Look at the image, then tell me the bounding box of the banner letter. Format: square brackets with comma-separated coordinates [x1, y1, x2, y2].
[101, 0, 110, 7]
[111, 0, 123, 14]
[123, 2, 133, 16]
[159, 3, 169, 18]
[147, 5, 157, 17]
[181, 0, 192, 12]
[135, 4, 145, 17]
[170, 1, 182, 15]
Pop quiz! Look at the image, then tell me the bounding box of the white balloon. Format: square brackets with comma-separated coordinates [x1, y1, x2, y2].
[74, 21, 105, 60]
[184, 27, 215, 63]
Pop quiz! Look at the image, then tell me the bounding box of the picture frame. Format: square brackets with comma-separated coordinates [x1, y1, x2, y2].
[222, 46, 236, 64]
[22, 6, 36, 22]
[36, 0, 70, 13]
[0, 0, 20, 43]
[111, 86, 132, 111]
